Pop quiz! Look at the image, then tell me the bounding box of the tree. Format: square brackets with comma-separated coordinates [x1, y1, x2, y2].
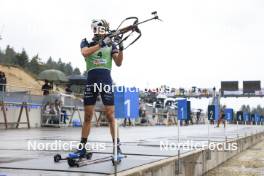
[28, 55, 41, 74]
[16, 49, 29, 67]
[73, 68, 81, 75]
[246, 105, 251, 112]
[4, 45, 17, 64]
[251, 105, 264, 115]
[57, 58, 65, 72]
[240, 104, 251, 112]
[64, 62, 73, 75]
[242, 105, 264, 115]
[0, 48, 4, 63]
[83, 71, 88, 76]
[46, 57, 55, 68]
[0, 45, 83, 83]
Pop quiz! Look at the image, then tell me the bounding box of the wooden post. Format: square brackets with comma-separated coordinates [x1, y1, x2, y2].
[25, 102, 30, 128]
[16, 103, 24, 128]
[68, 107, 82, 127]
[16, 102, 30, 129]
[68, 108, 75, 126]
[69, 107, 79, 126]
[0, 101, 8, 129]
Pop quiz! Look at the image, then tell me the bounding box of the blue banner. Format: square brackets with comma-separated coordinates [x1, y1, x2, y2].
[255, 114, 260, 122]
[208, 105, 219, 121]
[114, 87, 139, 119]
[243, 112, 249, 122]
[237, 111, 243, 121]
[251, 114, 255, 122]
[177, 99, 187, 120]
[215, 105, 219, 121]
[261, 116, 264, 122]
[224, 108, 233, 121]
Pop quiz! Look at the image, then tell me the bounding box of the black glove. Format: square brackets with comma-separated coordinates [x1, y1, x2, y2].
[119, 43, 124, 51]
[99, 36, 112, 47]
[114, 35, 124, 51]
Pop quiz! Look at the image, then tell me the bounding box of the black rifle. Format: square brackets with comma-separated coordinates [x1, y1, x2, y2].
[107, 11, 161, 50]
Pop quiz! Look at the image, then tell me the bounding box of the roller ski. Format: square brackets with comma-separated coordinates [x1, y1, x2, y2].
[67, 154, 126, 167]
[53, 147, 93, 163]
[111, 144, 126, 165]
[67, 144, 126, 167]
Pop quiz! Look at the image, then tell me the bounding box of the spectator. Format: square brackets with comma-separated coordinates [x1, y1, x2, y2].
[42, 80, 52, 96]
[0, 71, 3, 92]
[196, 109, 201, 124]
[179, 88, 185, 95]
[139, 103, 145, 117]
[49, 103, 56, 115]
[43, 102, 51, 114]
[61, 109, 68, 124]
[65, 84, 73, 94]
[217, 105, 226, 128]
[49, 102, 59, 124]
[123, 118, 132, 127]
[213, 86, 216, 97]
[191, 86, 196, 93]
[54, 99, 62, 115]
[0, 72, 7, 92]
[2, 72, 7, 92]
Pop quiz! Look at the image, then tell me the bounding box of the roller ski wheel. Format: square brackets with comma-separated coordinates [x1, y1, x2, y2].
[54, 154, 62, 162]
[111, 157, 122, 165]
[67, 158, 79, 167]
[85, 152, 93, 160]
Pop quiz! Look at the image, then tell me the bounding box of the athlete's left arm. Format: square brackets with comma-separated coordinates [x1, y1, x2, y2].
[112, 44, 123, 67]
[112, 51, 123, 67]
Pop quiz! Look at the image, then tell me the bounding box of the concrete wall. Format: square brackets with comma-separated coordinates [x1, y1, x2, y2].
[118, 132, 264, 176]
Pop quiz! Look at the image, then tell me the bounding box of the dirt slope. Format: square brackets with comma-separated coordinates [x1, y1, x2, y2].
[0, 64, 43, 95]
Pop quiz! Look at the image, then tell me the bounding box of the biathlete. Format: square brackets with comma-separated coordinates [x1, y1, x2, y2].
[217, 105, 226, 128]
[74, 19, 124, 157]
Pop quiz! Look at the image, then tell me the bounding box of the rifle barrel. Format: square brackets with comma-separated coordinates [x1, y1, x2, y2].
[108, 15, 158, 38]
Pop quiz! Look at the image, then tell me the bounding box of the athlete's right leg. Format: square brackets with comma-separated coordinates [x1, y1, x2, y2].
[81, 105, 95, 143]
[71, 105, 94, 158]
[75, 82, 98, 157]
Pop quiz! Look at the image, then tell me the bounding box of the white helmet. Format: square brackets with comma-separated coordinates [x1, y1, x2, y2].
[91, 19, 109, 34]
